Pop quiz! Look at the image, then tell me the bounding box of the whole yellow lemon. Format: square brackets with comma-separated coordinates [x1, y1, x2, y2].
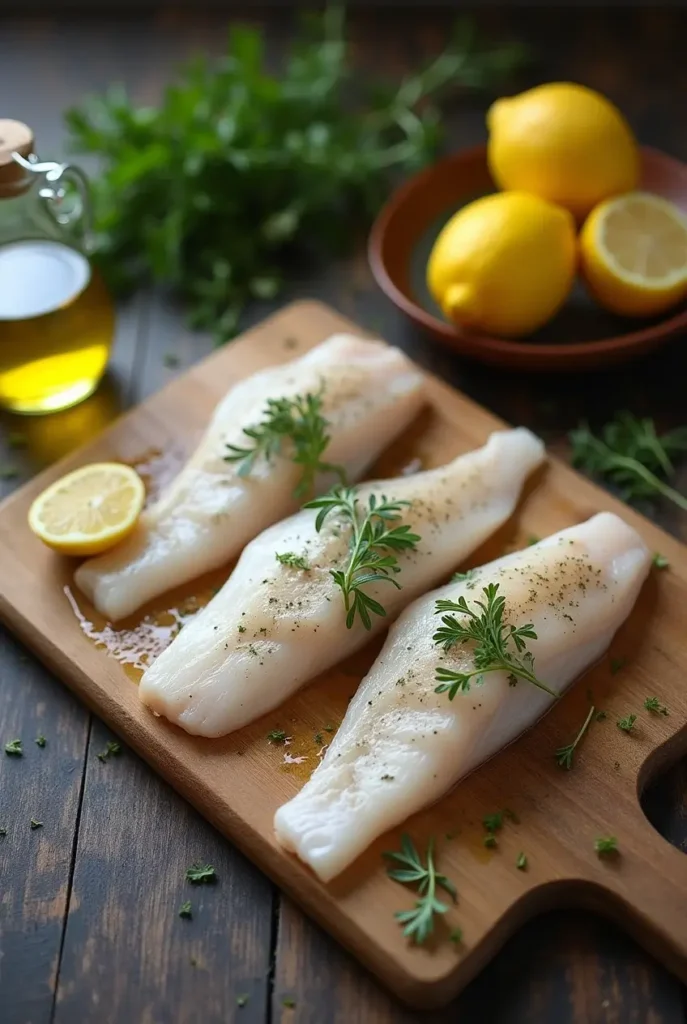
[487, 82, 639, 220]
[427, 191, 577, 337]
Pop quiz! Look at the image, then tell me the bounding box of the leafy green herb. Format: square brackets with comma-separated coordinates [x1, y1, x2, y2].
[65, 11, 524, 343]
[186, 863, 217, 884]
[452, 568, 477, 587]
[314, 732, 323, 745]
[644, 697, 669, 716]
[30, 819, 42, 830]
[0, 827, 6, 837]
[526, 535, 540, 546]
[482, 811, 505, 833]
[653, 552, 669, 569]
[97, 740, 121, 763]
[236, 994, 249, 1008]
[225, 390, 345, 498]
[305, 486, 420, 629]
[449, 928, 463, 944]
[433, 583, 558, 700]
[610, 657, 626, 675]
[384, 834, 456, 944]
[276, 551, 311, 571]
[617, 713, 637, 733]
[35, 736, 46, 748]
[0, 465, 18, 481]
[595, 711, 608, 722]
[483, 834, 498, 849]
[516, 852, 528, 870]
[238, 624, 246, 633]
[178, 900, 193, 919]
[324, 724, 336, 733]
[594, 836, 618, 856]
[5, 739, 22, 756]
[282, 997, 296, 1009]
[268, 729, 287, 743]
[570, 413, 687, 511]
[555, 704, 596, 770]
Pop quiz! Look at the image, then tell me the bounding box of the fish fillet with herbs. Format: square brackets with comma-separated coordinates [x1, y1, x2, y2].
[274, 512, 651, 881]
[75, 334, 425, 621]
[138, 427, 545, 736]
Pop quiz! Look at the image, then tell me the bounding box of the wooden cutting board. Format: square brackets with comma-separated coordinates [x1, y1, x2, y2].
[0, 300, 686, 1009]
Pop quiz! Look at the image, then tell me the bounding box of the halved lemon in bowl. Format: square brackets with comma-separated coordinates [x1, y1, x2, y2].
[28, 462, 145, 556]
[580, 191, 687, 317]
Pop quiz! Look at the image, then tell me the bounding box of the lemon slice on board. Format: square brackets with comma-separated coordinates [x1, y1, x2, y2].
[28, 462, 145, 556]
[580, 192, 687, 317]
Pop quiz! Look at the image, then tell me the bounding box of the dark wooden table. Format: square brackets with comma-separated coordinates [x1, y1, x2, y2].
[2, 8, 687, 1023]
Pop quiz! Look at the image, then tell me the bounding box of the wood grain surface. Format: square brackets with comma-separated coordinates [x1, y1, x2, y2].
[2, 7, 687, 1023]
[1, 299, 686, 1009]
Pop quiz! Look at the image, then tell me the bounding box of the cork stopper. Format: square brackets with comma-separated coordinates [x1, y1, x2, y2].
[0, 120, 34, 198]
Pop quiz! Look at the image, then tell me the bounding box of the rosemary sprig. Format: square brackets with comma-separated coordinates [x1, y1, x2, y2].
[224, 389, 345, 498]
[433, 583, 558, 699]
[384, 834, 456, 944]
[555, 704, 596, 770]
[569, 412, 687, 511]
[305, 486, 420, 629]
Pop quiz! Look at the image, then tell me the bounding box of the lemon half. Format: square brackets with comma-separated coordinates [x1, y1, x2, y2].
[28, 462, 145, 556]
[580, 192, 687, 317]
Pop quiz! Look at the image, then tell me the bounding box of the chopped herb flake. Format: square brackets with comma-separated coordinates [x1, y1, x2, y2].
[5, 739, 22, 756]
[178, 900, 193, 919]
[617, 714, 637, 733]
[35, 735, 46, 748]
[644, 696, 669, 716]
[594, 836, 618, 856]
[30, 819, 42, 830]
[516, 852, 527, 870]
[268, 729, 287, 743]
[186, 863, 217, 884]
[653, 552, 669, 569]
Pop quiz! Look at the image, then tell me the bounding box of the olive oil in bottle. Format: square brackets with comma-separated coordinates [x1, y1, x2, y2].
[0, 240, 113, 414]
[0, 119, 114, 414]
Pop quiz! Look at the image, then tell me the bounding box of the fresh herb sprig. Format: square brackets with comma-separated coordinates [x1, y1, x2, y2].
[555, 704, 596, 770]
[384, 835, 456, 944]
[617, 713, 637, 733]
[570, 413, 687, 511]
[186, 863, 217, 884]
[65, 10, 525, 343]
[276, 551, 311, 571]
[224, 390, 345, 498]
[305, 486, 420, 629]
[433, 583, 558, 699]
[644, 696, 669, 716]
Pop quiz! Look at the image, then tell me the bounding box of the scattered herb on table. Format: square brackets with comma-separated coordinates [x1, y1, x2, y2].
[97, 740, 122, 763]
[526, 535, 540, 546]
[276, 551, 311, 571]
[610, 657, 626, 675]
[267, 729, 287, 744]
[384, 834, 456, 944]
[178, 900, 193, 919]
[449, 928, 463, 944]
[30, 819, 42, 830]
[617, 714, 637, 733]
[433, 583, 558, 700]
[236, 994, 249, 1008]
[0, 827, 6, 837]
[324, 724, 336, 734]
[482, 811, 505, 833]
[35, 736, 46, 748]
[5, 739, 22, 756]
[555, 704, 596, 770]
[595, 710, 608, 722]
[65, 10, 524, 343]
[516, 852, 528, 870]
[313, 732, 323, 746]
[570, 413, 687, 511]
[644, 696, 669, 716]
[452, 569, 477, 587]
[282, 996, 296, 1009]
[483, 834, 498, 849]
[225, 390, 345, 498]
[594, 836, 618, 856]
[305, 487, 420, 629]
[653, 552, 669, 569]
[186, 863, 217, 884]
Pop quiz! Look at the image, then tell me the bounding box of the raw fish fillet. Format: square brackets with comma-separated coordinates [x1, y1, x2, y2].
[139, 428, 545, 736]
[274, 512, 651, 881]
[75, 334, 425, 620]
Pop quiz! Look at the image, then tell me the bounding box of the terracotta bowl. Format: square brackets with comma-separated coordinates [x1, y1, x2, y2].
[368, 145, 687, 371]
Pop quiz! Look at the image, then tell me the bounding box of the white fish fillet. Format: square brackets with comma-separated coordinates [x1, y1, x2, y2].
[75, 334, 425, 620]
[139, 428, 545, 736]
[274, 512, 651, 881]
